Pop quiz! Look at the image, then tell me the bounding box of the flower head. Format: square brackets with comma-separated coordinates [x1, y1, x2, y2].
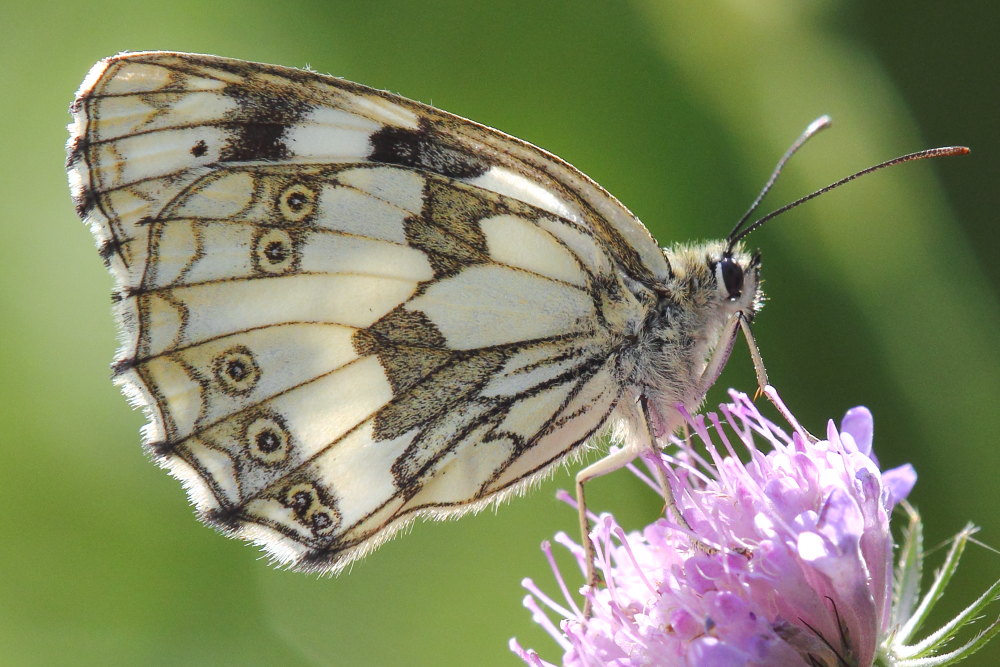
[513, 389, 925, 666]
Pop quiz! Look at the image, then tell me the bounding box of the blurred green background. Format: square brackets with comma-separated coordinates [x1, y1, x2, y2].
[2, 0, 997, 664]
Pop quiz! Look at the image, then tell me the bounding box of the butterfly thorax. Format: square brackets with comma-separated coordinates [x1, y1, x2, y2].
[616, 240, 762, 442]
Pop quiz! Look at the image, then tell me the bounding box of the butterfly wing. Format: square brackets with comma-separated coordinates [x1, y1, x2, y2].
[68, 52, 659, 570]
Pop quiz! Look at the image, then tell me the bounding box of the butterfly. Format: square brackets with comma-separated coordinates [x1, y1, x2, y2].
[67, 51, 965, 581]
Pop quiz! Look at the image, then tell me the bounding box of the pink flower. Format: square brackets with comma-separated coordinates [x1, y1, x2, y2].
[512, 389, 921, 666]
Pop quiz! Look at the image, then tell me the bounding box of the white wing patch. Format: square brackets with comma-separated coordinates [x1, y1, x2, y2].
[314, 177, 414, 242]
[286, 107, 384, 159]
[481, 214, 588, 287]
[336, 165, 426, 216]
[68, 51, 658, 572]
[467, 167, 577, 221]
[405, 265, 595, 349]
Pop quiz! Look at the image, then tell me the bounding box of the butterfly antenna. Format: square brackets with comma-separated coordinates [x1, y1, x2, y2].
[728, 145, 969, 247]
[727, 116, 833, 244]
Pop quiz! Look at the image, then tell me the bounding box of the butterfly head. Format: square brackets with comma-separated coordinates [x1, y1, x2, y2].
[659, 240, 763, 327]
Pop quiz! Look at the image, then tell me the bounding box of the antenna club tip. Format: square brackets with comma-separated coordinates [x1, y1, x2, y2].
[926, 146, 970, 158]
[805, 115, 833, 135]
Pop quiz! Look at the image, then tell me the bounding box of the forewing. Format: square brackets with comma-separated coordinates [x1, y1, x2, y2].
[68, 52, 648, 571]
[68, 51, 667, 286]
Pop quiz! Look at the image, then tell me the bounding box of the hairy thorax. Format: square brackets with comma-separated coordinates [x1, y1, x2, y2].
[612, 240, 763, 448]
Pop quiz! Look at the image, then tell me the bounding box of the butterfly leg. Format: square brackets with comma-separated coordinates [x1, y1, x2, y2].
[575, 444, 643, 616]
[737, 315, 769, 398]
[576, 314, 765, 615]
[575, 395, 694, 616]
[638, 395, 696, 535]
[697, 312, 770, 400]
[736, 317, 819, 441]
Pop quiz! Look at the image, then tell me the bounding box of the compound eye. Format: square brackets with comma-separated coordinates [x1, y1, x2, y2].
[717, 255, 744, 300]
